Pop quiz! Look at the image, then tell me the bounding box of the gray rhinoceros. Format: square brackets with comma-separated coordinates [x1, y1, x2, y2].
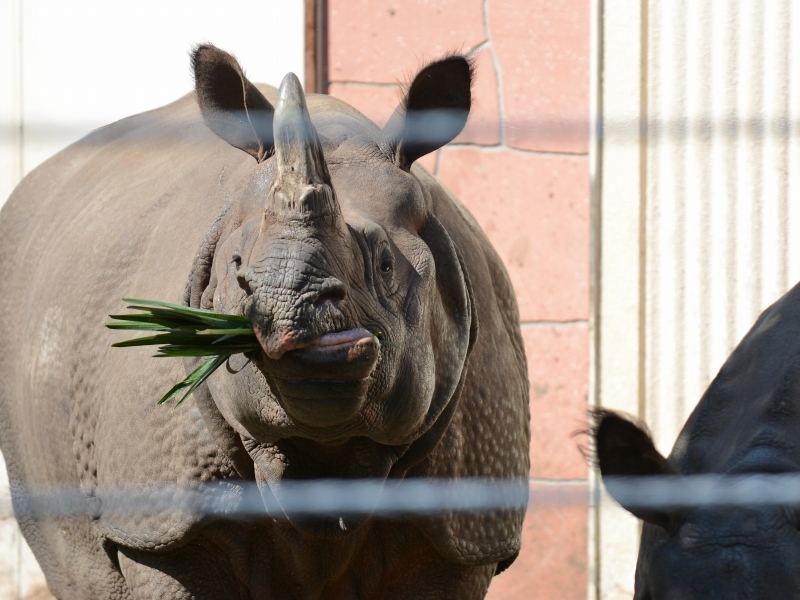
[592, 283, 800, 599]
[0, 45, 530, 599]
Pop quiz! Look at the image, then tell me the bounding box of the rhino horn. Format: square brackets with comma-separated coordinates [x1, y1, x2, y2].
[267, 73, 340, 222]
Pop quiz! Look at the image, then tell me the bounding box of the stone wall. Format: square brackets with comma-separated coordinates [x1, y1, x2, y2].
[326, 1, 591, 597]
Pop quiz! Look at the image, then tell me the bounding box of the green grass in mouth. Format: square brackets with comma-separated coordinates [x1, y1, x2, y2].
[107, 298, 259, 408]
[107, 298, 395, 408]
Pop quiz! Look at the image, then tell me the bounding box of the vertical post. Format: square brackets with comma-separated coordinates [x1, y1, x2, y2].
[587, 0, 603, 597]
[315, 0, 328, 94]
[593, 0, 647, 598]
[304, 0, 317, 93]
[304, 0, 328, 94]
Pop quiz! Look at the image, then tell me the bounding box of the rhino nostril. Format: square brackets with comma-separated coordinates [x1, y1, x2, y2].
[313, 288, 345, 307]
[236, 270, 252, 295]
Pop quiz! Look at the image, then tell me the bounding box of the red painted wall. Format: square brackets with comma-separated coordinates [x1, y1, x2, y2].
[327, 1, 590, 597]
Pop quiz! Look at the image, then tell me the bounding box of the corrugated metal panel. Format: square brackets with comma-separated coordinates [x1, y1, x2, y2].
[644, 0, 800, 452]
[596, 2, 800, 595]
[595, 0, 646, 596]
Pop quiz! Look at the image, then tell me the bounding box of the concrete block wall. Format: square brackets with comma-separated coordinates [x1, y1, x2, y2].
[326, 1, 591, 597]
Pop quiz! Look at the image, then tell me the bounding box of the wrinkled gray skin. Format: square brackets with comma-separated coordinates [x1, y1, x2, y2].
[594, 282, 800, 599]
[0, 46, 529, 599]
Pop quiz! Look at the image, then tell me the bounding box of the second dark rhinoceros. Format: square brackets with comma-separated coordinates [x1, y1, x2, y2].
[593, 283, 800, 599]
[0, 45, 530, 598]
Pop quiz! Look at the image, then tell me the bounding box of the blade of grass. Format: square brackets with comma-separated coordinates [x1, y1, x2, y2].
[172, 354, 228, 409]
[124, 309, 243, 330]
[212, 333, 246, 344]
[113, 332, 257, 349]
[157, 355, 217, 405]
[196, 328, 253, 337]
[123, 297, 230, 315]
[154, 345, 258, 357]
[106, 321, 175, 331]
[108, 314, 208, 328]
[112, 334, 228, 348]
[112, 334, 174, 347]
[123, 298, 249, 323]
[157, 375, 198, 406]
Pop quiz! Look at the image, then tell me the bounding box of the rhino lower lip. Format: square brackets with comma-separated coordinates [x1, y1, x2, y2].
[309, 328, 374, 348]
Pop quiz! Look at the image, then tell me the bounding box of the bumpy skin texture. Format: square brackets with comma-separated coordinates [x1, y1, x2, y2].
[595, 284, 800, 600]
[0, 48, 529, 599]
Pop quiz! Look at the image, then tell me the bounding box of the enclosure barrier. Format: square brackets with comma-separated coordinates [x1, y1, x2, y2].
[1, 475, 798, 520]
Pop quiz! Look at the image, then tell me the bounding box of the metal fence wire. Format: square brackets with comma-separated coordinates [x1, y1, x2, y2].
[2, 474, 800, 521]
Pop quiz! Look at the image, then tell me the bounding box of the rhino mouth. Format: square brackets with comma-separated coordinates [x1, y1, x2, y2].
[256, 327, 380, 375]
[287, 328, 379, 373]
[255, 327, 382, 428]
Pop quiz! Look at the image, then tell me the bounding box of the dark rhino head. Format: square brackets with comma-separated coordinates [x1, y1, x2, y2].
[592, 410, 800, 600]
[186, 45, 476, 535]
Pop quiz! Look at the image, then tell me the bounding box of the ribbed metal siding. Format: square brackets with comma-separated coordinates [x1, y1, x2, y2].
[644, 0, 800, 452]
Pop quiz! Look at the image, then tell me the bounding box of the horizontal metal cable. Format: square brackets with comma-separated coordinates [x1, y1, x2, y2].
[601, 473, 800, 510]
[0, 478, 571, 520]
[2, 474, 800, 520]
[1, 116, 799, 144]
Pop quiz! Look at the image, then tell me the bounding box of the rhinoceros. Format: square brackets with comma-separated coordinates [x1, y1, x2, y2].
[0, 45, 530, 599]
[592, 283, 800, 599]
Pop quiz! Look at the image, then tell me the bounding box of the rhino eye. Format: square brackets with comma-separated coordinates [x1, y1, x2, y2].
[379, 250, 394, 276]
[232, 254, 242, 268]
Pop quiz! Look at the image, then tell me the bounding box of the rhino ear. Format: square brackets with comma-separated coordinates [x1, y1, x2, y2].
[383, 55, 473, 170]
[592, 409, 680, 530]
[192, 44, 275, 162]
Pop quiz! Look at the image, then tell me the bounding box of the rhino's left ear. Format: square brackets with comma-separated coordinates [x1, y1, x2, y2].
[192, 44, 275, 162]
[592, 409, 681, 530]
[383, 55, 473, 170]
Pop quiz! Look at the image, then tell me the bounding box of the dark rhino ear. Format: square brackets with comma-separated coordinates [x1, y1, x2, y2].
[192, 44, 275, 162]
[591, 409, 680, 530]
[383, 55, 473, 170]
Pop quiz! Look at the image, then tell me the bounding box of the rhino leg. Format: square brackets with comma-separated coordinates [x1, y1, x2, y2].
[117, 537, 250, 600]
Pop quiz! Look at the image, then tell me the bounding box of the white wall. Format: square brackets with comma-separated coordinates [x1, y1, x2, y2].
[0, 1, 304, 597]
[595, 1, 800, 598]
[643, 0, 800, 459]
[1, 0, 305, 204]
